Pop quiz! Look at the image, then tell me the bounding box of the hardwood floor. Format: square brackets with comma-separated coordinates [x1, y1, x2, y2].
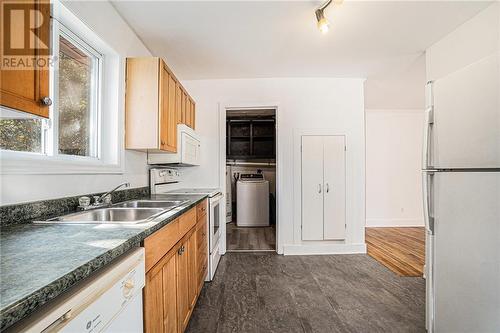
[226, 222, 275, 251]
[365, 227, 425, 277]
[186, 253, 425, 333]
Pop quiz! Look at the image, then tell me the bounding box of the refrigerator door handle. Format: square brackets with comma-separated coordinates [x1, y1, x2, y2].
[423, 171, 435, 235]
[423, 81, 434, 169]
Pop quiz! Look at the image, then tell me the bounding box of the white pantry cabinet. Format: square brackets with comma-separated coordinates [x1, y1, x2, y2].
[301, 135, 346, 241]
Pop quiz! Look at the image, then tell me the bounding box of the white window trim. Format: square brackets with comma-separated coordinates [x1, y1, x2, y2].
[0, 0, 124, 175]
[53, 22, 102, 160]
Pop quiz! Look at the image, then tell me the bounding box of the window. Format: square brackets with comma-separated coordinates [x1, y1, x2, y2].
[0, 10, 102, 159]
[0, 111, 44, 154]
[0, 1, 121, 174]
[57, 29, 100, 158]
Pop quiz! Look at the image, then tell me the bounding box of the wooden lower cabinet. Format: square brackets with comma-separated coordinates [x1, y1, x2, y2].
[187, 231, 198, 311]
[144, 200, 208, 333]
[144, 245, 178, 333]
[176, 233, 191, 332]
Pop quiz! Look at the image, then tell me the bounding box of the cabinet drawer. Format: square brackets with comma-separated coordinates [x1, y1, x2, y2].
[179, 207, 197, 236]
[196, 200, 207, 220]
[144, 219, 180, 272]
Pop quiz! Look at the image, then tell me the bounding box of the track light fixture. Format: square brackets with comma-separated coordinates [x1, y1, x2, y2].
[315, 0, 342, 34]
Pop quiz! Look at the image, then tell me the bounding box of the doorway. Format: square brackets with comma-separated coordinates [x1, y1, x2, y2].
[225, 108, 277, 252]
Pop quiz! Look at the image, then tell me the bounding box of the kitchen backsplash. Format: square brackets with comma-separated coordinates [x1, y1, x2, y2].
[0, 187, 149, 227]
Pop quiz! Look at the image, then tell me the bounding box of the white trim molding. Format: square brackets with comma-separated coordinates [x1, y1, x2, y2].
[365, 218, 424, 228]
[283, 243, 366, 255]
[218, 101, 283, 255]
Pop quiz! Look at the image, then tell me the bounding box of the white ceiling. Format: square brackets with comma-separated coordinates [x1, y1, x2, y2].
[112, 0, 492, 108]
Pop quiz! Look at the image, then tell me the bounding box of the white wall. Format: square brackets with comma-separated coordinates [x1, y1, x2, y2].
[181, 78, 366, 254]
[426, 2, 499, 81]
[0, 1, 151, 205]
[365, 109, 424, 227]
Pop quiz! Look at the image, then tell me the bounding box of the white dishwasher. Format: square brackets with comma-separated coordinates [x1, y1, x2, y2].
[14, 248, 145, 333]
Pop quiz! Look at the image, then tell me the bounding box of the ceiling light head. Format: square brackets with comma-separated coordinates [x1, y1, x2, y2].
[315, 0, 335, 34]
[316, 9, 330, 34]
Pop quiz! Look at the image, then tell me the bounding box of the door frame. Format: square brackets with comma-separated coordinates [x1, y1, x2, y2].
[218, 102, 282, 254]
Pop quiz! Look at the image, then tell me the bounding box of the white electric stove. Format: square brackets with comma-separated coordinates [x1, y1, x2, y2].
[166, 188, 222, 282]
[149, 168, 222, 281]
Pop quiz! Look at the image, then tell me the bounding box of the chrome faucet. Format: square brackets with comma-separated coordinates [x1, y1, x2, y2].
[95, 182, 130, 205]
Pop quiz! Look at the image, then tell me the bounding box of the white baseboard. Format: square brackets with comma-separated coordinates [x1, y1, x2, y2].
[283, 243, 366, 255]
[365, 218, 424, 227]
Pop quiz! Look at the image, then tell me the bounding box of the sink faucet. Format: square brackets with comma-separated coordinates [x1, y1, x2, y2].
[95, 182, 130, 205]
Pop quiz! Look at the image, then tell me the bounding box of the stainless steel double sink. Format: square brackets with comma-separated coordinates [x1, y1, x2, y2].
[36, 200, 188, 225]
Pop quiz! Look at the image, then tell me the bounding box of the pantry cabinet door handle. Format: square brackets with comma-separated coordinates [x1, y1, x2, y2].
[318, 184, 322, 193]
[326, 183, 330, 193]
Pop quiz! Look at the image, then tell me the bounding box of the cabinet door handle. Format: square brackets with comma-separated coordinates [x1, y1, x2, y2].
[161, 140, 165, 146]
[318, 184, 322, 193]
[326, 183, 330, 193]
[41, 96, 52, 106]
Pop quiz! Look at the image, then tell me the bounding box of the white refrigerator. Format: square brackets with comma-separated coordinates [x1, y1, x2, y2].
[423, 53, 500, 332]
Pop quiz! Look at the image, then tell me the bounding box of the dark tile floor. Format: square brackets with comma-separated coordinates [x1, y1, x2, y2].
[186, 253, 426, 333]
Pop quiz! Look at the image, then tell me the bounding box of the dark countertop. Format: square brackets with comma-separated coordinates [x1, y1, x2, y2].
[0, 194, 207, 331]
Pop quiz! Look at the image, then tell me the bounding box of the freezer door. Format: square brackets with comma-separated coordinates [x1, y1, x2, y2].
[432, 172, 500, 332]
[428, 53, 499, 169]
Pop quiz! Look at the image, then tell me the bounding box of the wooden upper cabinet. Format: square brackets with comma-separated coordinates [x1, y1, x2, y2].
[181, 91, 187, 124]
[0, 0, 50, 118]
[175, 82, 183, 124]
[159, 66, 177, 152]
[125, 57, 176, 152]
[187, 99, 195, 129]
[126, 57, 196, 152]
[185, 98, 192, 128]
[189, 99, 196, 129]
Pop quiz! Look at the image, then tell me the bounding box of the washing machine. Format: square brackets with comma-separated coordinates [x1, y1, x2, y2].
[236, 173, 269, 227]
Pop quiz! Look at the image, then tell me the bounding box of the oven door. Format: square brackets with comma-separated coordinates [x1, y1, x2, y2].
[209, 193, 223, 253]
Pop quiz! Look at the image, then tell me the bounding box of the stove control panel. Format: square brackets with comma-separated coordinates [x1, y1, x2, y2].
[150, 168, 180, 194]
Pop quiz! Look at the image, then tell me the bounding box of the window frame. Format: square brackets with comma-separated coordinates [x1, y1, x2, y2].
[52, 22, 103, 160]
[0, 0, 123, 175]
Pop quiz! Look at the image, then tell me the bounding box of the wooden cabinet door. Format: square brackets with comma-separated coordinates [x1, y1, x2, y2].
[162, 252, 178, 333]
[0, 0, 50, 118]
[144, 266, 164, 333]
[188, 232, 198, 310]
[185, 99, 192, 128]
[144, 248, 178, 333]
[181, 91, 187, 125]
[175, 82, 183, 124]
[195, 218, 207, 292]
[159, 64, 177, 152]
[176, 240, 190, 332]
[190, 101, 196, 130]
